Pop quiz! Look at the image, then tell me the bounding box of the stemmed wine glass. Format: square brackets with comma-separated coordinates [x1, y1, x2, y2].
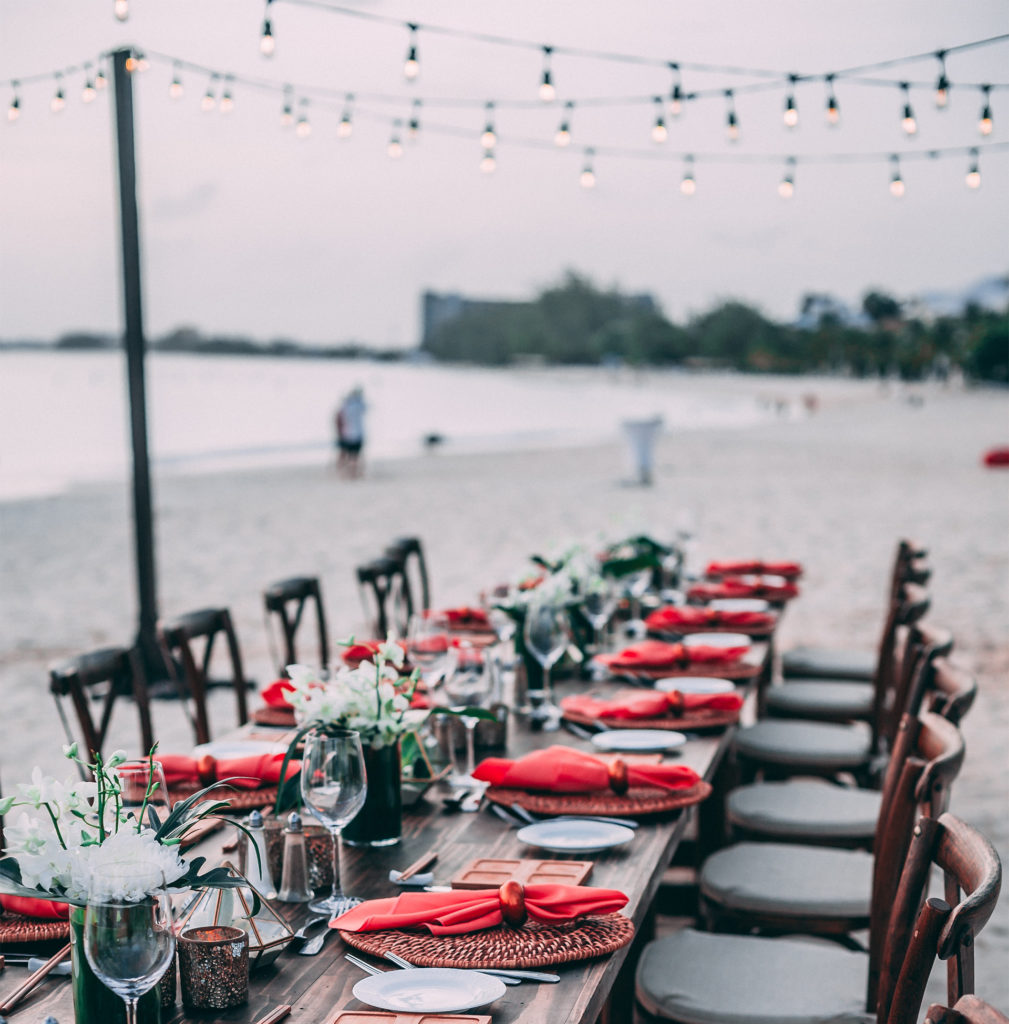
[441, 645, 494, 786]
[300, 728, 368, 918]
[580, 577, 618, 651]
[84, 871, 176, 1024]
[522, 598, 571, 730]
[622, 567, 653, 636]
[406, 611, 458, 703]
[115, 760, 171, 831]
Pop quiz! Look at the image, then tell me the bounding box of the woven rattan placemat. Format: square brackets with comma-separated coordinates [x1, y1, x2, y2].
[563, 707, 739, 732]
[250, 706, 297, 727]
[169, 783, 279, 812]
[486, 781, 711, 817]
[0, 911, 70, 944]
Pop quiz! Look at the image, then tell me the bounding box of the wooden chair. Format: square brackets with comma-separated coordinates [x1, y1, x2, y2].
[635, 812, 1002, 1024]
[48, 645, 154, 762]
[157, 607, 249, 746]
[726, 657, 978, 849]
[356, 555, 411, 638]
[782, 538, 928, 681]
[385, 536, 431, 614]
[923, 996, 1009, 1024]
[700, 710, 965, 937]
[263, 575, 330, 673]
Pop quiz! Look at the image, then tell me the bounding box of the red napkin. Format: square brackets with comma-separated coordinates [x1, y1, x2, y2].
[688, 578, 799, 602]
[343, 640, 383, 666]
[645, 606, 775, 632]
[260, 679, 296, 708]
[472, 745, 700, 793]
[706, 560, 803, 579]
[0, 894, 70, 920]
[441, 606, 491, 629]
[160, 752, 300, 789]
[597, 639, 749, 671]
[561, 690, 742, 721]
[331, 884, 628, 936]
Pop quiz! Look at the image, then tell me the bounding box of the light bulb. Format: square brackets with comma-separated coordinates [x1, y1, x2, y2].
[669, 83, 683, 117]
[7, 91, 20, 122]
[979, 89, 993, 135]
[125, 54, 139, 73]
[902, 107, 917, 135]
[481, 104, 496, 149]
[201, 88, 216, 112]
[935, 52, 949, 108]
[260, 19, 275, 56]
[784, 96, 797, 128]
[169, 75, 183, 99]
[296, 115, 311, 138]
[680, 174, 695, 196]
[778, 177, 794, 198]
[555, 124, 571, 146]
[338, 114, 352, 138]
[114, 0, 128, 21]
[890, 178, 905, 197]
[480, 150, 496, 174]
[652, 118, 667, 143]
[580, 168, 596, 189]
[404, 47, 419, 80]
[95, 67, 107, 89]
[388, 136, 403, 158]
[408, 119, 420, 140]
[82, 79, 96, 103]
[219, 89, 234, 114]
[539, 47, 555, 102]
[51, 84, 65, 113]
[137, 55, 149, 72]
[966, 167, 981, 189]
[826, 94, 840, 125]
[727, 113, 739, 141]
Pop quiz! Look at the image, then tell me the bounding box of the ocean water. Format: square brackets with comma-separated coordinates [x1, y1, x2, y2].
[0, 349, 813, 502]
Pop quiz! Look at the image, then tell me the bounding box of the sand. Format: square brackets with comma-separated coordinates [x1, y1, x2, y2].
[1, 378, 1007, 1007]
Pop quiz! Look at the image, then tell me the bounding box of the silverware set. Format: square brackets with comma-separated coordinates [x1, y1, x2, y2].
[489, 800, 640, 830]
[344, 951, 560, 985]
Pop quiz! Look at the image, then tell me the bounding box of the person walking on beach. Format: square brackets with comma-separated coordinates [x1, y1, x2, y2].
[335, 386, 367, 479]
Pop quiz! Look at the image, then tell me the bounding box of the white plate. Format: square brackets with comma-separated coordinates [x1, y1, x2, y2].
[654, 676, 735, 695]
[591, 729, 687, 753]
[353, 968, 507, 1013]
[190, 740, 286, 759]
[707, 598, 771, 612]
[516, 819, 636, 854]
[682, 632, 750, 650]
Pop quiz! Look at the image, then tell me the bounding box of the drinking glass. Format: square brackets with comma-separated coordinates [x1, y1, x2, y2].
[406, 612, 456, 701]
[300, 728, 368, 917]
[441, 646, 494, 785]
[622, 567, 653, 635]
[522, 599, 570, 730]
[580, 578, 618, 651]
[115, 760, 171, 831]
[84, 872, 175, 1024]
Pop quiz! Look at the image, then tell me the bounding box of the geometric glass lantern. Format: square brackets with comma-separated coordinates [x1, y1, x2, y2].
[175, 861, 295, 970]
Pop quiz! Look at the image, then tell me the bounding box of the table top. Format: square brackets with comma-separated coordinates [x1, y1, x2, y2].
[9, 646, 766, 1024]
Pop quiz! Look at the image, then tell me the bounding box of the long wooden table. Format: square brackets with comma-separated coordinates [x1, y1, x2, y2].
[11, 645, 767, 1024]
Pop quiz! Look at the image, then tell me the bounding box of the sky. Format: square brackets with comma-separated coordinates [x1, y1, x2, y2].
[1, 0, 1007, 347]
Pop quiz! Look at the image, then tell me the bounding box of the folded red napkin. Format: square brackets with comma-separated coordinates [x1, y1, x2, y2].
[645, 606, 775, 632]
[331, 883, 628, 936]
[597, 639, 749, 671]
[441, 606, 491, 628]
[561, 690, 743, 721]
[343, 640, 383, 665]
[260, 679, 296, 708]
[160, 752, 300, 789]
[706, 560, 803, 579]
[472, 745, 700, 793]
[688, 578, 800, 602]
[0, 894, 70, 920]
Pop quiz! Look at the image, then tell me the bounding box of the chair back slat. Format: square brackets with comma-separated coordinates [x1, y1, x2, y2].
[263, 576, 330, 673]
[386, 536, 431, 614]
[357, 556, 409, 638]
[927, 658, 978, 727]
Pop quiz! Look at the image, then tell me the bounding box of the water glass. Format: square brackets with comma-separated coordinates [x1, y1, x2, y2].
[522, 599, 570, 730]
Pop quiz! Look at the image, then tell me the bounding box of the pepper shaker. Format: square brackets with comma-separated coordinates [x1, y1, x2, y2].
[244, 810, 278, 900]
[277, 812, 313, 903]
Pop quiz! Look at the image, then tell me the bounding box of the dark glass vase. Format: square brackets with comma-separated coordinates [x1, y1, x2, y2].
[341, 740, 402, 847]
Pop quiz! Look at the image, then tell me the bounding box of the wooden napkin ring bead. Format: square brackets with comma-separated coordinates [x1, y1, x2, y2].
[197, 754, 218, 787]
[608, 759, 629, 796]
[498, 881, 527, 928]
[665, 691, 685, 715]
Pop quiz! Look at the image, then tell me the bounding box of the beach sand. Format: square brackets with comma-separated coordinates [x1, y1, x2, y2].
[1, 379, 1007, 1007]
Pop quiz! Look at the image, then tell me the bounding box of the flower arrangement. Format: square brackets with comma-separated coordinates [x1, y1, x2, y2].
[0, 745, 249, 905]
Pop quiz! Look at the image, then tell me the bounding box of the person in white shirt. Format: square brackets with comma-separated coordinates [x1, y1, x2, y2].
[335, 386, 367, 478]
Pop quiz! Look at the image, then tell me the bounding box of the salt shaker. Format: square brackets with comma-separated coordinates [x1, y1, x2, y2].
[244, 810, 277, 900]
[277, 811, 313, 903]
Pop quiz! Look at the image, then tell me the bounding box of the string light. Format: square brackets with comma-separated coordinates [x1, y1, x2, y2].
[338, 93, 354, 137]
[539, 46, 555, 102]
[668, 63, 683, 117]
[480, 148, 496, 173]
[934, 51, 949, 108]
[137, 53, 150, 72]
[680, 154, 696, 195]
[169, 63, 183, 99]
[219, 77, 234, 114]
[114, 0, 128, 21]
[555, 101, 573, 146]
[295, 98, 311, 137]
[94, 64, 107, 90]
[201, 74, 217, 112]
[408, 98, 421, 139]
[260, 1, 276, 57]
[404, 24, 420, 80]
[81, 66, 97, 103]
[979, 85, 993, 135]
[50, 74, 65, 114]
[651, 96, 668, 142]
[480, 101, 496, 149]
[8, 82, 20, 123]
[580, 147, 596, 188]
[966, 148, 981, 188]
[900, 82, 917, 135]
[783, 74, 798, 128]
[725, 90, 739, 141]
[387, 119, 403, 157]
[778, 156, 795, 198]
[280, 86, 294, 127]
[825, 74, 840, 125]
[889, 154, 905, 197]
[125, 52, 139, 72]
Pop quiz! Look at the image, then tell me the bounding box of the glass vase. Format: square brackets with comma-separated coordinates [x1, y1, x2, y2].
[341, 740, 402, 847]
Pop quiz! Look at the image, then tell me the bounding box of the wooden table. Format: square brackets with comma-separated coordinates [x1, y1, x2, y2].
[11, 646, 767, 1024]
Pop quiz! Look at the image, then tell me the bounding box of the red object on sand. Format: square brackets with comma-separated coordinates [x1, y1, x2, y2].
[983, 447, 1009, 468]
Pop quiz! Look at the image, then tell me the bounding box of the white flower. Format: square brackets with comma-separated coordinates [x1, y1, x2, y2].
[64, 828, 188, 902]
[18, 768, 62, 809]
[378, 636, 406, 668]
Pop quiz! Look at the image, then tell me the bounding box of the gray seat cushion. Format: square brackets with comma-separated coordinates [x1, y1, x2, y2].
[727, 781, 882, 841]
[765, 681, 874, 720]
[782, 646, 876, 681]
[700, 842, 873, 918]
[635, 928, 871, 1024]
[733, 720, 872, 769]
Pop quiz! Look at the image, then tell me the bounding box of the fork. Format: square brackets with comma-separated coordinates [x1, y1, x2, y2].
[298, 923, 336, 956]
[386, 950, 554, 984]
[290, 915, 327, 942]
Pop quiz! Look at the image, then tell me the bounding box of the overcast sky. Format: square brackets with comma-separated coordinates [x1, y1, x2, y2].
[1, 0, 1006, 347]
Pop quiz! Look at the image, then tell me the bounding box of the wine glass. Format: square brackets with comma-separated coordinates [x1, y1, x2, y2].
[115, 760, 171, 831]
[300, 728, 368, 918]
[522, 598, 570, 730]
[580, 578, 618, 651]
[622, 567, 653, 637]
[84, 871, 176, 1024]
[406, 612, 457, 701]
[441, 645, 494, 786]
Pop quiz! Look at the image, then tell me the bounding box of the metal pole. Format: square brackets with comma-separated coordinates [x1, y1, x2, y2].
[111, 48, 162, 679]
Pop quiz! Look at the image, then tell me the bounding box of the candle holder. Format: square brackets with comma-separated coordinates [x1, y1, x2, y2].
[178, 925, 249, 1010]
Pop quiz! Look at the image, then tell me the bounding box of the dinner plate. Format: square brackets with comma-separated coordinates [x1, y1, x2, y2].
[191, 739, 287, 759]
[516, 819, 636, 854]
[353, 967, 507, 1012]
[654, 676, 735, 694]
[591, 729, 687, 753]
[707, 598, 771, 612]
[682, 632, 750, 650]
